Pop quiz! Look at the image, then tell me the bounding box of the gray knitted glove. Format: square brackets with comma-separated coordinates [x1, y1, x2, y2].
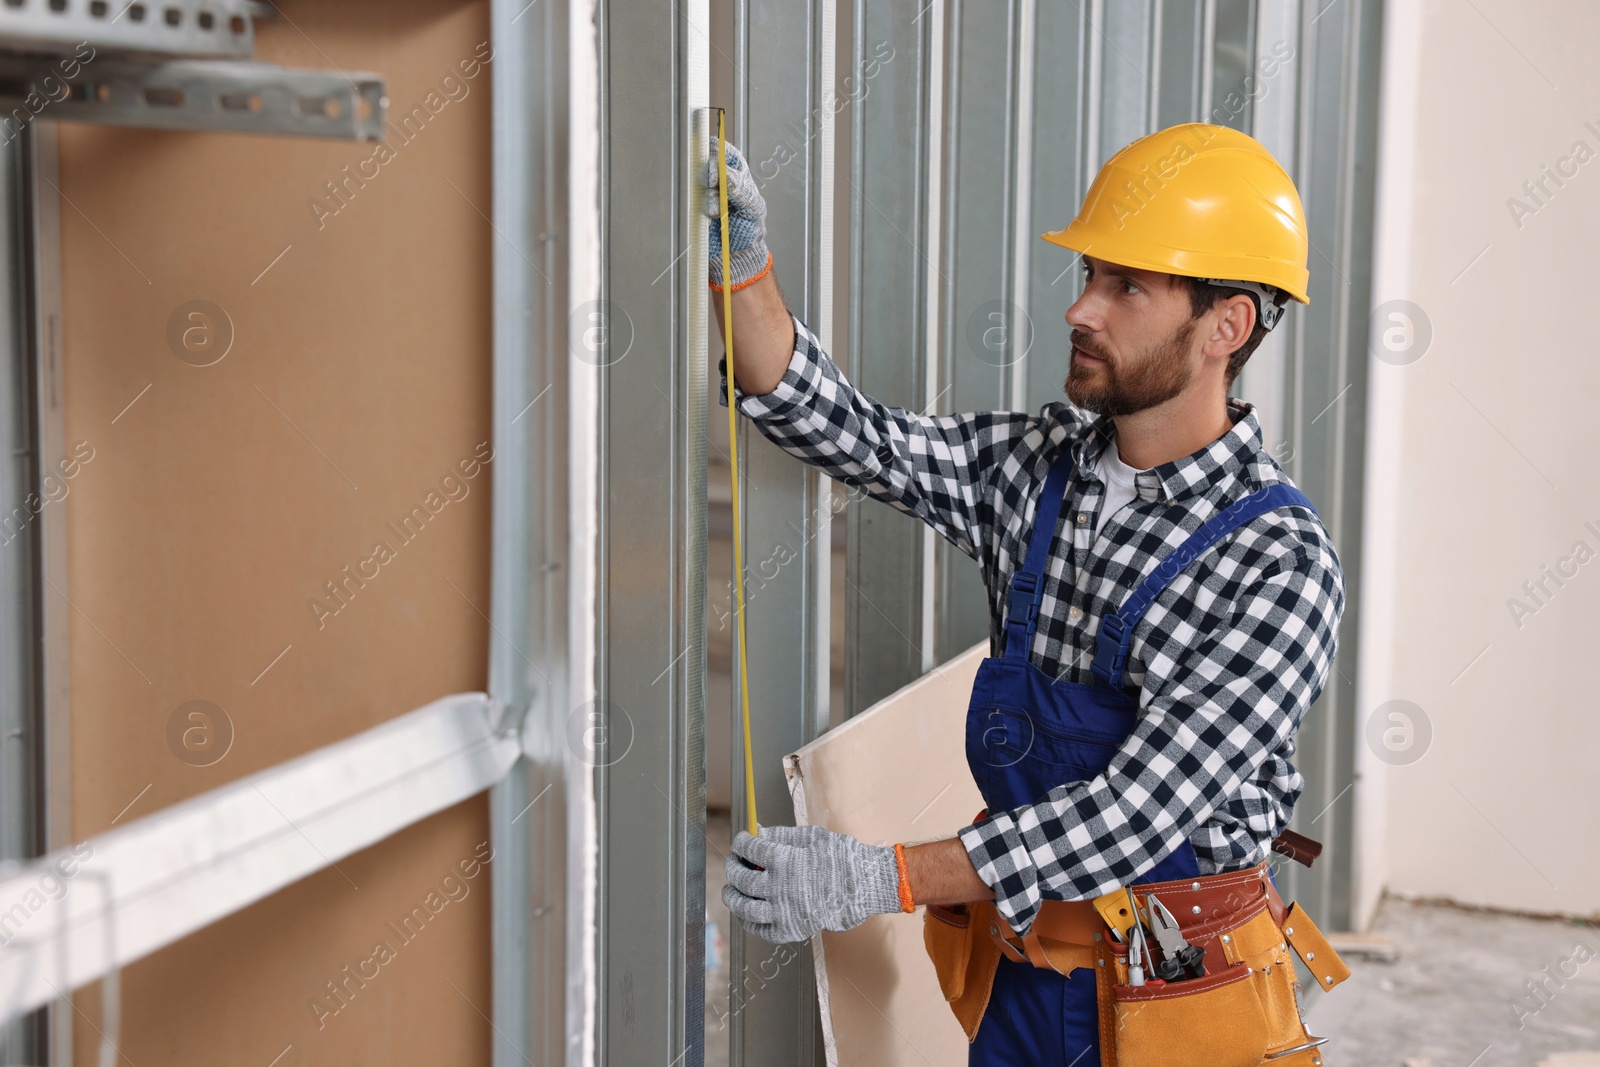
[722, 824, 902, 945]
[703, 136, 772, 289]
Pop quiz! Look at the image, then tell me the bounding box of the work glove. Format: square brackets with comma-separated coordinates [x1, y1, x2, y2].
[722, 824, 902, 945]
[703, 135, 772, 290]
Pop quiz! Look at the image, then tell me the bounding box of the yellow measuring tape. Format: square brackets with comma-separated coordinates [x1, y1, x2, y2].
[715, 108, 760, 838]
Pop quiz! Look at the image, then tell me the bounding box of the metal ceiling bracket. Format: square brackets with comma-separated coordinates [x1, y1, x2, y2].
[0, 56, 386, 140]
[0, 0, 256, 61]
[0, 2, 385, 141]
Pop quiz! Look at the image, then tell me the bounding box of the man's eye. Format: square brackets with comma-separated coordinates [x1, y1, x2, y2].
[1121, 280, 1139, 294]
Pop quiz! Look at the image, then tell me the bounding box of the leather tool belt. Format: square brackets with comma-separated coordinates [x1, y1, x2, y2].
[922, 830, 1350, 1066]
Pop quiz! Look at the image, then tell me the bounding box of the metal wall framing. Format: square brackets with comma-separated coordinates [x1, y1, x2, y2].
[487, 0, 578, 1065]
[933, 0, 1031, 665]
[0, 124, 42, 1067]
[843, 0, 937, 715]
[595, 1, 710, 1065]
[727, 2, 836, 1065]
[0, 3, 709, 1065]
[1253, 0, 1383, 937]
[491, 2, 715, 1062]
[24, 121, 71, 1067]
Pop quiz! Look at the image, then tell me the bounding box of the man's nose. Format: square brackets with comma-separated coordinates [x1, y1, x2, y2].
[1065, 295, 1099, 335]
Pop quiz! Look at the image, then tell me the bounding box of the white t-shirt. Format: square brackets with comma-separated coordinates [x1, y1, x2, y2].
[1091, 439, 1150, 540]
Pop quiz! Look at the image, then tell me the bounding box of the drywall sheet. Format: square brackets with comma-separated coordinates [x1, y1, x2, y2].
[53, 1, 499, 1062]
[785, 641, 987, 1067]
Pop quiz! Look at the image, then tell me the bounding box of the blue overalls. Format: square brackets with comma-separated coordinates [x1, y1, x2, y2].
[964, 445, 1315, 1065]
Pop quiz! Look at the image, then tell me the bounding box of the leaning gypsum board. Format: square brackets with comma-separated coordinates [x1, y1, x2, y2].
[0, 691, 519, 1021]
[785, 642, 988, 1067]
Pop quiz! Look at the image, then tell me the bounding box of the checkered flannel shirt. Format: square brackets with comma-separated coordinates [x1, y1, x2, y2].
[719, 313, 1346, 936]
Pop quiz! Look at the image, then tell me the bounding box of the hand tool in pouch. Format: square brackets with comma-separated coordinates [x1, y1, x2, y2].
[1093, 884, 1143, 942]
[1146, 893, 1207, 981]
[1124, 886, 1148, 986]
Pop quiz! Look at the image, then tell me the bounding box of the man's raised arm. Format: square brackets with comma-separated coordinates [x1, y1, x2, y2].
[703, 137, 1056, 562]
[711, 267, 794, 396]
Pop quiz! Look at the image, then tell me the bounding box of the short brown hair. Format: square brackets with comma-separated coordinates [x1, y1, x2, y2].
[1174, 277, 1288, 389]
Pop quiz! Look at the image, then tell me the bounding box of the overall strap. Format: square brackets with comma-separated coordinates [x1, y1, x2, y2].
[1090, 485, 1319, 688]
[1002, 447, 1077, 659]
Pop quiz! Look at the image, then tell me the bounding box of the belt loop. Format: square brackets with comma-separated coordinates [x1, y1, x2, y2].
[1261, 862, 1289, 927]
[1021, 930, 1058, 974]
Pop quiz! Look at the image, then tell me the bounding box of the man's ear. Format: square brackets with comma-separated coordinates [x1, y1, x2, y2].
[1207, 294, 1256, 358]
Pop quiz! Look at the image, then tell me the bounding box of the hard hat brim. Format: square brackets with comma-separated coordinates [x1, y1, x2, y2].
[1041, 226, 1310, 305]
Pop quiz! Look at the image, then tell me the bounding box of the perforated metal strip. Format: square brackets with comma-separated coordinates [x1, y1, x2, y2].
[0, 691, 520, 1022]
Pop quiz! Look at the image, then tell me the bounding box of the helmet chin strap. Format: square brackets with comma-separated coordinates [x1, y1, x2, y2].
[1199, 278, 1286, 331]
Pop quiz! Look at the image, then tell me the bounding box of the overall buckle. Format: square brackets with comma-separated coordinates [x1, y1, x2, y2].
[1005, 573, 1043, 652]
[1090, 613, 1131, 685]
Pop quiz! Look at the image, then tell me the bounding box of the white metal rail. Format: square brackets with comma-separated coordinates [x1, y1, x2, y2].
[0, 692, 521, 1023]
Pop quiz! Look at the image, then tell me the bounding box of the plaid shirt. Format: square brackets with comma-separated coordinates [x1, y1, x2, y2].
[720, 313, 1345, 936]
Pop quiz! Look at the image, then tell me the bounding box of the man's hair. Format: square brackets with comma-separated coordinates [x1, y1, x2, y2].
[1175, 277, 1288, 389]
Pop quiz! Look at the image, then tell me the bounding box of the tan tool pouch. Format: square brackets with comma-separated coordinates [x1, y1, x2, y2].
[923, 900, 1002, 1042]
[1109, 961, 1270, 1067]
[1093, 867, 1351, 1067]
[924, 895, 1101, 1042]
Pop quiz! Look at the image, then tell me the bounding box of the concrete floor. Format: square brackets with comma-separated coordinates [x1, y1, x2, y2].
[1308, 897, 1600, 1067]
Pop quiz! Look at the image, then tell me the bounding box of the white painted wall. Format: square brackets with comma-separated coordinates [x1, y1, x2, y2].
[1358, 0, 1600, 924]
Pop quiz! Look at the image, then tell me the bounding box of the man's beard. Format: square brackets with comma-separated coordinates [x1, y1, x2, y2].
[1064, 316, 1199, 417]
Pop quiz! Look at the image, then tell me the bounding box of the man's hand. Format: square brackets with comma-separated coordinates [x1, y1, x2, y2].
[722, 825, 901, 944]
[703, 136, 771, 290]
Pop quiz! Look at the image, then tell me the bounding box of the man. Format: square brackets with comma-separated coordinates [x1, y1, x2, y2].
[708, 122, 1345, 1063]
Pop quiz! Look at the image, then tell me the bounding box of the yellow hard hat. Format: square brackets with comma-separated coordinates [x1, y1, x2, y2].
[1042, 123, 1310, 315]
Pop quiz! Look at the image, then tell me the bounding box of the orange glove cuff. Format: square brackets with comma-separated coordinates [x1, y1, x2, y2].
[709, 250, 774, 293]
[894, 843, 916, 913]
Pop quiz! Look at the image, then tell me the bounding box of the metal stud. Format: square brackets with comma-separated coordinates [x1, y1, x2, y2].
[1324, 976, 1334, 984]
[1285, 926, 1294, 936]
[1094, 932, 1102, 941]
[1098, 958, 1106, 967]
[1191, 904, 1202, 915]
[1306, 951, 1315, 961]
[1220, 934, 1231, 944]
[1191, 881, 1202, 891]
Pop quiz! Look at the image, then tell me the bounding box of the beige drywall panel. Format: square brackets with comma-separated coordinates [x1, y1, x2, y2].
[53, 1, 501, 1062]
[785, 641, 986, 1067]
[1368, 0, 1600, 918]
